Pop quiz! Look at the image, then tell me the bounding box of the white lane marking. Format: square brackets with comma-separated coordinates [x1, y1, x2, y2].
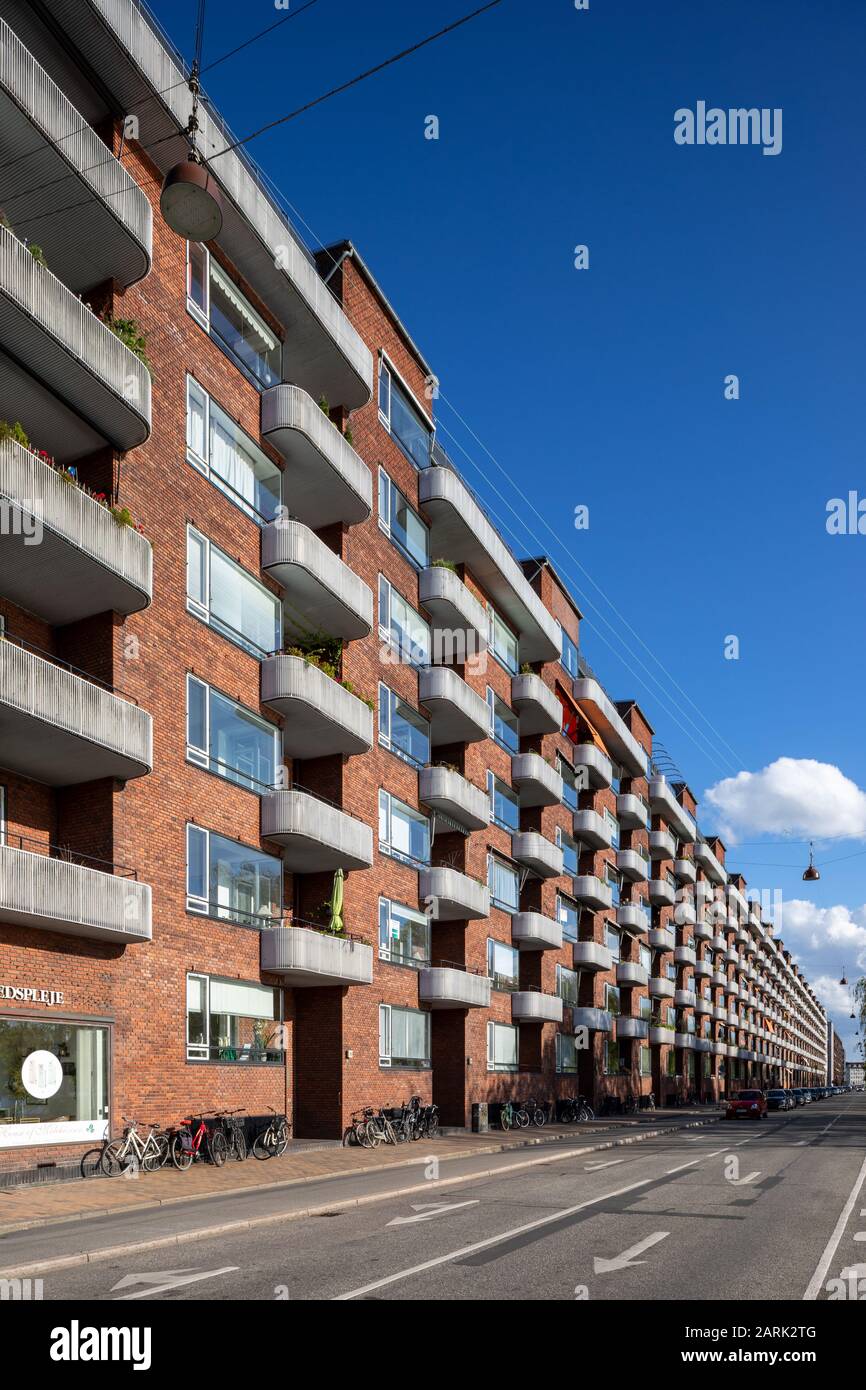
[666, 1159, 700, 1174]
[820, 1116, 842, 1136]
[793, 1141, 809, 1146]
[594, 1231, 669, 1274]
[387, 1200, 479, 1226]
[584, 1160, 625, 1172]
[852, 1233, 866, 1243]
[334, 1176, 657, 1299]
[113, 1266, 238, 1300]
[803, 1154, 866, 1300]
[730, 1171, 761, 1186]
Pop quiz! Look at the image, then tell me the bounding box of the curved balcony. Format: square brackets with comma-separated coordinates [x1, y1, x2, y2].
[262, 520, 372, 640]
[0, 438, 152, 622]
[675, 988, 697, 1009]
[616, 792, 648, 829]
[261, 788, 373, 872]
[617, 961, 648, 988]
[695, 996, 712, 1014]
[617, 848, 649, 882]
[573, 743, 614, 789]
[674, 944, 697, 968]
[419, 566, 488, 654]
[573, 1007, 613, 1034]
[512, 832, 563, 880]
[617, 903, 650, 934]
[0, 840, 151, 944]
[648, 777, 696, 843]
[713, 1005, 727, 1023]
[650, 1026, 675, 1046]
[512, 911, 563, 952]
[0, 638, 151, 784]
[511, 991, 563, 1023]
[693, 1038, 713, 1054]
[694, 958, 713, 979]
[0, 18, 150, 289]
[648, 978, 675, 1000]
[674, 857, 697, 884]
[617, 1017, 649, 1041]
[675, 1033, 696, 1050]
[693, 919, 714, 942]
[573, 875, 613, 912]
[511, 672, 560, 735]
[573, 941, 613, 973]
[261, 385, 371, 528]
[260, 924, 373, 986]
[419, 666, 489, 745]
[711, 1040, 727, 1057]
[694, 840, 726, 885]
[572, 678, 644, 776]
[649, 828, 676, 860]
[419, 463, 560, 662]
[674, 898, 696, 927]
[419, 967, 491, 1009]
[648, 879, 676, 907]
[512, 752, 562, 808]
[0, 227, 150, 459]
[419, 866, 489, 921]
[261, 653, 373, 757]
[649, 927, 675, 951]
[419, 765, 489, 832]
[573, 809, 613, 850]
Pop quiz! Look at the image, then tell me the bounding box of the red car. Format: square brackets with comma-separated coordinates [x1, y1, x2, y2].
[726, 1089, 767, 1120]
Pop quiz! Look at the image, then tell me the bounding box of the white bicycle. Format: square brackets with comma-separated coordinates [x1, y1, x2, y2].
[100, 1117, 170, 1176]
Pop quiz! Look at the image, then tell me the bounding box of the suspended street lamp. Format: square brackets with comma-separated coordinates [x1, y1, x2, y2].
[160, 2, 223, 242]
[802, 842, 820, 881]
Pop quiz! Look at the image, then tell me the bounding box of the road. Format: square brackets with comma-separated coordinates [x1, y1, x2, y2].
[8, 1095, 866, 1302]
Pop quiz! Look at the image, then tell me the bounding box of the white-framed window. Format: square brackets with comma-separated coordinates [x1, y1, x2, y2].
[186, 973, 283, 1064]
[378, 468, 429, 567]
[378, 898, 430, 967]
[186, 243, 281, 388]
[556, 827, 580, 877]
[640, 1045, 652, 1076]
[487, 606, 519, 675]
[639, 994, 652, 1020]
[488, 853, 520, 914]
[639, 943, 652, 972]
[185, 824, 282, 927]
[378, 574, 430, 665]
[186, 376, 281, 522]
[378, 683, 430, 769]
[557, 893, 579, 942]
[486, 687, 519, 754]
[186, 675, 279, 792]
[186, 525, 280, 658]
[487, 937, 520, 992]
[605, 983, 621, 1016]
[378, 790, 430, 868]
[557, 964, 579, 1006]
[378, 358, 432, 470]
[487, 771, 519, 833]
[487, 1020, 519, 1072]
[379, 1004, 431, 1068]
[558, 756, 579, 811]
[559, 625, 579, 679]
[604, 809, 620, 850]
[606, 866, 621, 906]
[556, 1033, 578, 1074]
[605, 923, 621, 961]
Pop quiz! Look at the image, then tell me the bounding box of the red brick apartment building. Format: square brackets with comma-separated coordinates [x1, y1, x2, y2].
[0, 0, 829, 1178]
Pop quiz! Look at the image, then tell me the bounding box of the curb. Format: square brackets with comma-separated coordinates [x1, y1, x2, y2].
[0, 1117, 720, 1279]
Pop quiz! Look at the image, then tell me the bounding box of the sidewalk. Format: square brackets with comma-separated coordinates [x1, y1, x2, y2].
[0, 1109, 720, 1238]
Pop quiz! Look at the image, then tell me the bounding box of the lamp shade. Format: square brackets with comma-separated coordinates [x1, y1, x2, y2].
[160, 160, 223, 241]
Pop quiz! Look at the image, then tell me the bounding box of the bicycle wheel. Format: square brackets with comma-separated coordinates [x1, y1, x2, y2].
[427, 1112, 439, 1138]
[532, 1107, 546, 1128]
[252, 1127, 273, 1160]
[514, 1109, 529, 1128]
[171, 1132, 195, 1171]
[232, 1128, 247, 1161]
[208, 1130, 228, 1166]
[143, 1134, 170, 1171]
[364, 1120, 384, 1147]
[273, 1119, 289, 1156]
[500, 1111, 511, 1132]
[100, 1139, 131, 1177]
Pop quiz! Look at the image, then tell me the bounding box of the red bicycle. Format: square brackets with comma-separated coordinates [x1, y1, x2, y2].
[170, 1113, 227, 1170]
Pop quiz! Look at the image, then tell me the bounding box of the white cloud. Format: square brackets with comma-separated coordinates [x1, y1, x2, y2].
[810, 974, 858, 1018]
[704, 758, 866, 843]
[774, 898, 866, 959]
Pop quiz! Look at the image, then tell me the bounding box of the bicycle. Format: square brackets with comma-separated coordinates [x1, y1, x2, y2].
[500, 1101, 514, 1131]
[212, 1108, 247, 1162]
[362, 1107, 398, 1148]
[171, 1114, 227, 1170]
[343, 1108, 373, 1147]
[623, 1092, 638, 1115]
[100, 1118, 170, 1176]
[418, 1101, 439, 1139]
[252, 1106, 291, 1159]
[559, 1096, 593, 1123]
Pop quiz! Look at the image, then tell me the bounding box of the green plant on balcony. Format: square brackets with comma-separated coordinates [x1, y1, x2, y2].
[0, 420, 30, 448]
[519, 661, 533, 675]
[318, 394, 330, 416]
[102, 315, 152, 374]
[342, 425, 354, 446]
[27, 243, 48, 268]
[285, 630, 344, 680]
[431, 557, 456, 571]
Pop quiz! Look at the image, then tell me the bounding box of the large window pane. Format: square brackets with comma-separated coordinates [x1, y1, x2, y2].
[209, 258, 281, 388]
[378, 684, 430, 768]
[186, 974, 282, 1063]
[379, 792, 430, 867]
[487, 938, 519, 991]
[379, 363, 431, 470]
[488, 773, 519, 833]
[187, 378, 281, 522]
[186, 826, 282, 927]
[488, 855, 519, 913]
[379, 470, 429, 566]
[487, 689, 519, 754]
[378, 898, 430, 967]
[0, 1019, 108, 1146]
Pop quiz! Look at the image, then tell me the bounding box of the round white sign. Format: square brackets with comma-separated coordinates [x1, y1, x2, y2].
[20, 1050, 63, 1100]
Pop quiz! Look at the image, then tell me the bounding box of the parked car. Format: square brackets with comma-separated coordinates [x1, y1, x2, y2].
[767, 1089, 791, 1111]
[790, 1088, 806, 1106]
[726, 1089, 767, 1120]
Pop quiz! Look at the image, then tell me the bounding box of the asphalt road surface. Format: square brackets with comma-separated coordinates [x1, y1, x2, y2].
[11, 1095, 866, 1302]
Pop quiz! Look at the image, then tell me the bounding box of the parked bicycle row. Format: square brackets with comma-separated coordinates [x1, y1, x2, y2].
[342, 1096, 440, 1147]
[96, 1107, 290, 1176]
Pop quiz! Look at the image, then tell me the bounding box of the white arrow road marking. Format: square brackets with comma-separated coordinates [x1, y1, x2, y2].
[593, 1231, 669, 1275]
[804, 1153, 866, 1300]
[584, 1159, 624, 1172]
[113, 1267, 239, 1300]
[853, 1232, 866, 1242]
[387, 1200, 479, 1226]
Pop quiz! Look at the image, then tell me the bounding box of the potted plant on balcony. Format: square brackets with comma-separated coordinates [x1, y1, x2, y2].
[102, 315, 152, 375]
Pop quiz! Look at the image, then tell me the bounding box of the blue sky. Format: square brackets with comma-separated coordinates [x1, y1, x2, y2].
[150, 0, 866, 1056]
